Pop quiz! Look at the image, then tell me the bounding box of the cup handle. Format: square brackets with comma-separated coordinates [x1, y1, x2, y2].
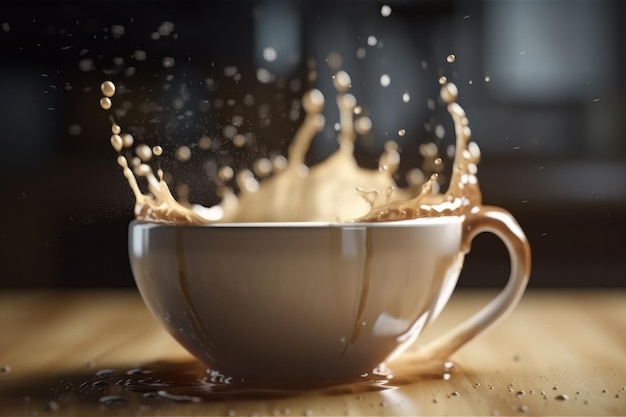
[418, 205, 531, 360]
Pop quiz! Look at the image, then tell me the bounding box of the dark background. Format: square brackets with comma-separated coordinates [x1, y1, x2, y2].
[0, 0, 624, 288]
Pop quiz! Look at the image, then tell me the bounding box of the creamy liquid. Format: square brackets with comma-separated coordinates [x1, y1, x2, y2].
[82, 358, 458, 403]
[100, 71, 481, 224]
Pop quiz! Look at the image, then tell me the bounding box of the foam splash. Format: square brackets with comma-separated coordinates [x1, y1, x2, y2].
[101, 70, 481, 224]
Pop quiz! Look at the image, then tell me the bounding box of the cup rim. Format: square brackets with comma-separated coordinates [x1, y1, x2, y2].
[130, 216, 464, 229]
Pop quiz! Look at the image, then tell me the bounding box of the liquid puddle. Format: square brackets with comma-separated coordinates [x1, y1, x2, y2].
[69, 359, 459, 404]
[0, 359, 460, 416]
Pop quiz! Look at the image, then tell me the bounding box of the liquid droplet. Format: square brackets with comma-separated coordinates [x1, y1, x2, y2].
[121, 133, 134, 148]
[47, 400, 60, 411]
[355, 117, 372, 135]
[262, 47, 277, 62]
[162, 56, 176, 68]
[110, 135, 123, 152]
[380, 5, 392, 17]
[326, 52, 343, 70]
[333, 71, 352, 92]
[95, 368, 117, 377]
[253, 158, 273, 177]
[232, 134, 247, 148]
[218, 166, 234, 182]
[157, 390, 202, 403]
[100, 81, 116, 97]
[406, 168, 424, 186]
[133, 50, 147, 61]
[157, 21, 175, 36]
[126, 367, 152, 375]
[441, 82, 458, 104]
[446, 54, 456, 63]
[176, 146, 191, 162]
[136, 144, 152, 162]
[257, 68, 273, 84]
[380, 74, 391, 87]
[99, 395, 126, 405]
[198, 136, 212, 150]
[99, 97, 112, 110]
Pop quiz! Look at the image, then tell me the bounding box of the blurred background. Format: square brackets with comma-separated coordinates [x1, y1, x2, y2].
[0, 0, 624, 288]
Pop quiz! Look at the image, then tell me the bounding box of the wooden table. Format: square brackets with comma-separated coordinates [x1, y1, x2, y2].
[1, 290, 624, 416]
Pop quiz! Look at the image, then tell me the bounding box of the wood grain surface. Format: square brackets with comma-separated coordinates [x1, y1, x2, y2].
[1, 289, 624, 416]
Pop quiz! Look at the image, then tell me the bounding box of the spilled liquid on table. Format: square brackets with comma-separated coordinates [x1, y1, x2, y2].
[75, 357, 459, 404]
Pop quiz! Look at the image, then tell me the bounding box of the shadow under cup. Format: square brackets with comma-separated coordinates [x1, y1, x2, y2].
[129, 210, 529, 384]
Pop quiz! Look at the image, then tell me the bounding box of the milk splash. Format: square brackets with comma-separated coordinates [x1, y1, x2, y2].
[100, 70, 481, 224]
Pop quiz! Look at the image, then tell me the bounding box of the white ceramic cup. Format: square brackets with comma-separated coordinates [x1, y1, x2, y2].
[129, 205, 530, 383]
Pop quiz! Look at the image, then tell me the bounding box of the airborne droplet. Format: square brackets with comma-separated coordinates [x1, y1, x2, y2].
[262, 47, 277, 62]
[253, 158, 273, 177]
[218, 166, 234, 182]
[135, 145, 152, 162]
[380, 74, 391, 87]
[333, 71, 351, 92]
[176, 146, 191, 162]
[355, 117, 372, 135]
[121, 133, 134, 148]
[110, 135, 123, 152]
[99, 97, 112, 110]
[162, 56, 175, 68]
[101, 81, 116, 97]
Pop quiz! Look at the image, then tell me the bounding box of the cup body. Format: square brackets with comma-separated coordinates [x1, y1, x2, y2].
[129, 217, 465, 382]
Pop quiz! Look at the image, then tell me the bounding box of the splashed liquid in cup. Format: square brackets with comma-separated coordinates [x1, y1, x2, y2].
[102, 68, 530, 384]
